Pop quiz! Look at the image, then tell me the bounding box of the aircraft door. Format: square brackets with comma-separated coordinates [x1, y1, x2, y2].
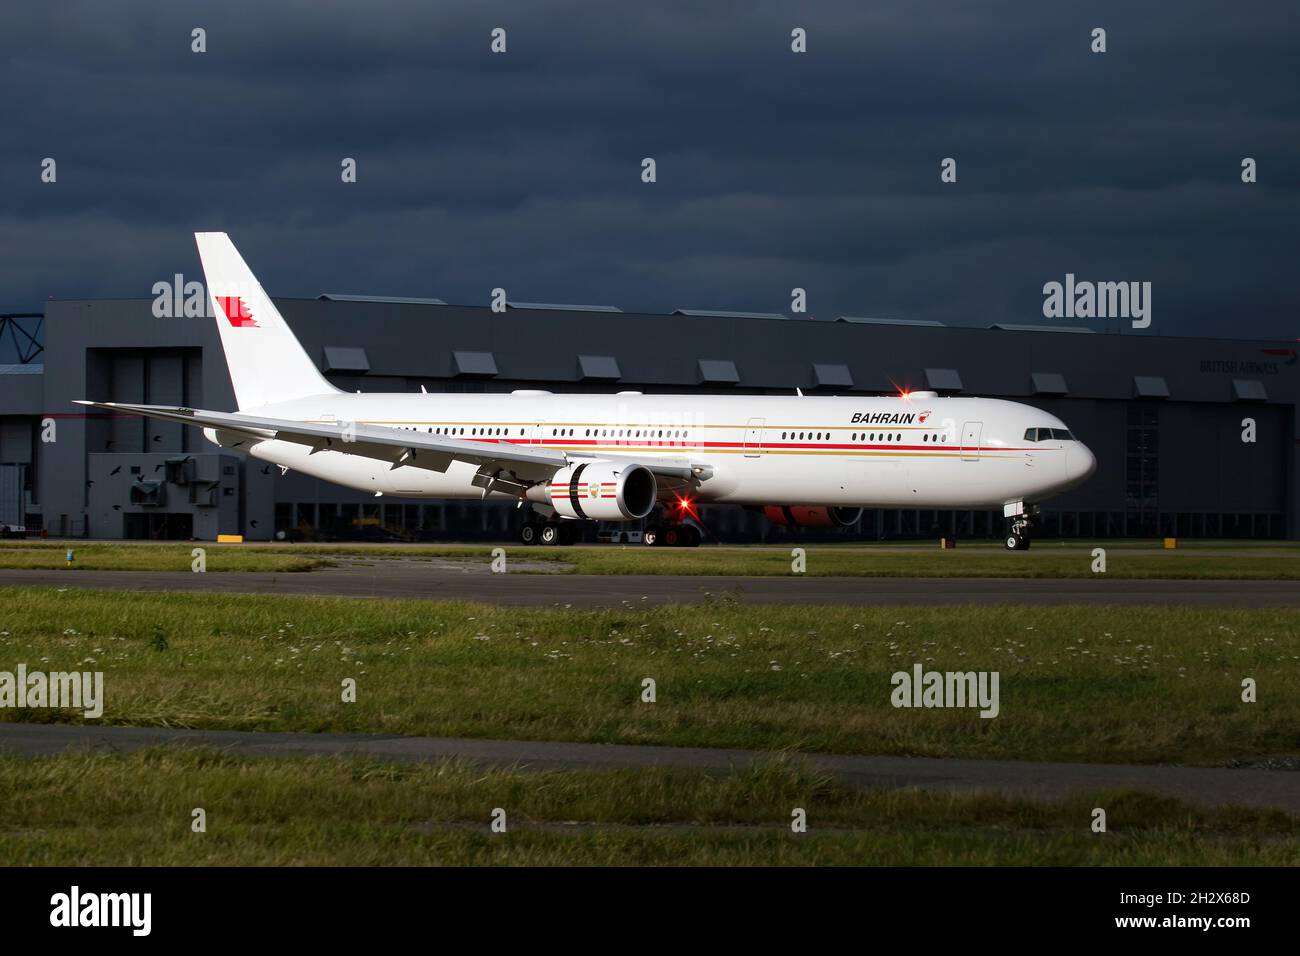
[960, 421, 983, 461]
[743, 417, 766, 458]
[319, 411, 358, 444]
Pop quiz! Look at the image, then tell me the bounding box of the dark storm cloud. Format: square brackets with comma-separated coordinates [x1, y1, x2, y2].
[0, 0, 1296, 345]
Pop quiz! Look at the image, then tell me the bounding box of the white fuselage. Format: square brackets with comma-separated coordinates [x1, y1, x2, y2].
[211, 392, 1096, 513]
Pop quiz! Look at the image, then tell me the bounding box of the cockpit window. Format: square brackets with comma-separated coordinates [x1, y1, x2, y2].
[1024, 427, 1075, 442]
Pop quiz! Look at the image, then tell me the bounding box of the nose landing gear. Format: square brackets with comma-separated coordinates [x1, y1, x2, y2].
[1004, 510, 1037, 550]
[1005, 521, 1031, 551]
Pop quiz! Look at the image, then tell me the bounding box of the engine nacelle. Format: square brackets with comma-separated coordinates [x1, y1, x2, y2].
[529, 461, 658, 521]
[762, 505, 863, 528]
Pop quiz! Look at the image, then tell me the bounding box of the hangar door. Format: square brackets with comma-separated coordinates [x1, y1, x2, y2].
[0, 465, 22, 528]
[960, 421, 983, 462]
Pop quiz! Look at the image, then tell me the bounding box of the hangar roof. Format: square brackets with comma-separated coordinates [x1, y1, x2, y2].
[20, 297, 1300, 412]
[318, 293, 447, 305]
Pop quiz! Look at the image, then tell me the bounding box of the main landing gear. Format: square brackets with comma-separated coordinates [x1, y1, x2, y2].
[520, 521, 576, 546]
[518, 512, 704, 548]
[643, 523, 701, 548]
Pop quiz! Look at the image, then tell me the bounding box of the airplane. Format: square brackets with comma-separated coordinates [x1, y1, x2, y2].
[77, 232, 1096, 550]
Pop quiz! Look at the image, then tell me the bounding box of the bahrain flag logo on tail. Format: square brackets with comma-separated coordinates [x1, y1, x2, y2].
[216, 296, 258, 328]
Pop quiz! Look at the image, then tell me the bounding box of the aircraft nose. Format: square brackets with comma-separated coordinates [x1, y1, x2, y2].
[1065, 443, 1097, 485]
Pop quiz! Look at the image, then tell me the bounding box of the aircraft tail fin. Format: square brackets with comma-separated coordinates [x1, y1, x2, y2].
[194, 232, 338, 410]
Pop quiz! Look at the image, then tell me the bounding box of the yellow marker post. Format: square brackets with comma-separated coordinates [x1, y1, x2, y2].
[1163, 537, 1177, 550]
[216, 534, 244, 543]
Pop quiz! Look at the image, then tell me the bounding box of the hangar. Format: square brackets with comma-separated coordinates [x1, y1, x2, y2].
[0, 300, 1294, 541]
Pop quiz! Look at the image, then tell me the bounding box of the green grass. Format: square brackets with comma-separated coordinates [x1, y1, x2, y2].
[2, 588, 1296, 765]
[2, 539, 1298, 578]
[0, 542, 324, 572]
[550, 543, 1300, 578]
[1, 750, 1295, 865]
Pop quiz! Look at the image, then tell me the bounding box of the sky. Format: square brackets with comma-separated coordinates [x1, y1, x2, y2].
[1, 0, 1297, 350]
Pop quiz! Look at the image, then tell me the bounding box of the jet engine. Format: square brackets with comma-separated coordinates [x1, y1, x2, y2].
[761, 505, 863, 528]
[528, 461, 658, 521]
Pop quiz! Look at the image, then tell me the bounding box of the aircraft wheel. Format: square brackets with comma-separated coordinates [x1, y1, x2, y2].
[540, 523, 561, 546]
[1005, 533, 1030, 551]
[644, 526, 661, 547]
[519, 522, 540, 546]
[663, 526, 681, 547]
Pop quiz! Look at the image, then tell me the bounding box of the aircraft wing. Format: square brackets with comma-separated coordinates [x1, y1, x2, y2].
[566, 449, 709, 483]
[74, 401, 699, 481]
